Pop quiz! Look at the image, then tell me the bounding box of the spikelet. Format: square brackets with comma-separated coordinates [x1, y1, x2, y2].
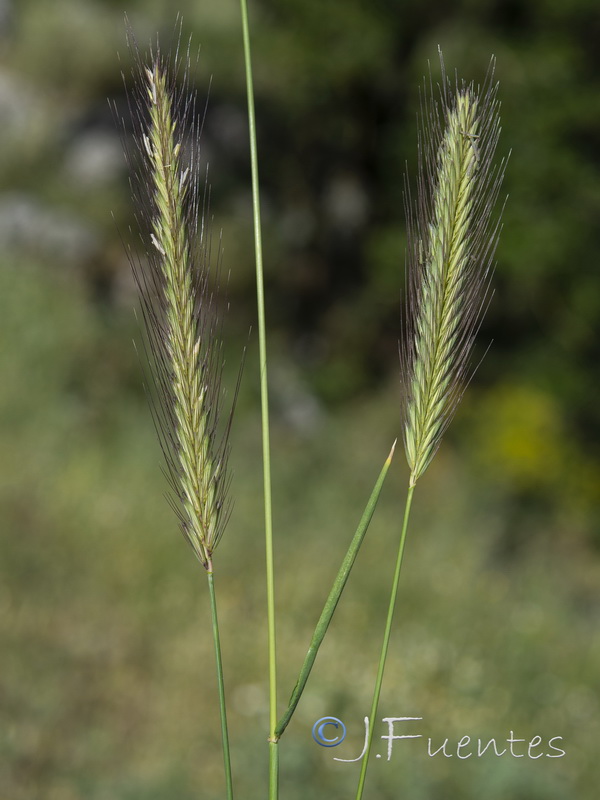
[402, 53, 506, 487]
[122, 42, 237, 571]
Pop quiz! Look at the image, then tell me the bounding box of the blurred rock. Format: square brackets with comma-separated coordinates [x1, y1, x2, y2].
[0, 0, 12, 40]
[64, 129, 124, 188]
[207, 103, 248, 156]
[322, 173, 369, 234]
[270, 361, 324, 435]
[279, 204, 316, 248]
[0, 193, 99, 266]
[0, 69, 45, 141]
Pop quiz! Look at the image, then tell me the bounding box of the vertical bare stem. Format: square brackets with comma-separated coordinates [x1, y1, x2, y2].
[354, 486, 414, 800]
[238, 3, 279, 797]
[207, 569, 234, 800]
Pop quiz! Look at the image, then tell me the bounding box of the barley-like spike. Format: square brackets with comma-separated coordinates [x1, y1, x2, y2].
[119, 34, 238, 570]
[401, 53, 506, 486]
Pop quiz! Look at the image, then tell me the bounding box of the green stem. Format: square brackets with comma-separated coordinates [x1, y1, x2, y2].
[355, 484, 415, 800]
[239, 2, 279, 798]
[207, 570, 234, 800]
[269, 740, 279, 798]
[275, 442, 396, 739]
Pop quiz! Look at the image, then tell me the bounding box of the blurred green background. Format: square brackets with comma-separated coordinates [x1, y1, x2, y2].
[1, 0, 599, 798]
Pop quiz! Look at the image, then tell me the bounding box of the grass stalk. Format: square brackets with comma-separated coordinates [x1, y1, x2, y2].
[356, 54, 504, 798]
[354, 484, 414, 800]
[238, 2, 279, 796]
[207, 569, 234, 800]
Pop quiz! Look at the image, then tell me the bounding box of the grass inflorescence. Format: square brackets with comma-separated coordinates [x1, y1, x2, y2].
[123, 41, 237, 574]
[402, 53, 506, 486]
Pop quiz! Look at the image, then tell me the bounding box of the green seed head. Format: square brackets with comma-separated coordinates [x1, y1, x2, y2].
[402, 55, 506, 486]
[122, 47, 238, 570]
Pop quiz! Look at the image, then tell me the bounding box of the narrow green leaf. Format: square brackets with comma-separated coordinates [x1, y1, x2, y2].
[275, 440, 397, 740]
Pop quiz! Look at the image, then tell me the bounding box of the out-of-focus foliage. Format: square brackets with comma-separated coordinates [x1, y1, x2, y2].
[1, 0, 599, 798]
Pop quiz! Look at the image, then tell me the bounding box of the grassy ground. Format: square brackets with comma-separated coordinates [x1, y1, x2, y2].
[1, 257, 599, 799]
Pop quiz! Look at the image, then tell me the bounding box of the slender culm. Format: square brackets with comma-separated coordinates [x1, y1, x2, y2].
[238, 3, 280, 797]
[402, 55, 505, 486]
[356, 55, 506, 800]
